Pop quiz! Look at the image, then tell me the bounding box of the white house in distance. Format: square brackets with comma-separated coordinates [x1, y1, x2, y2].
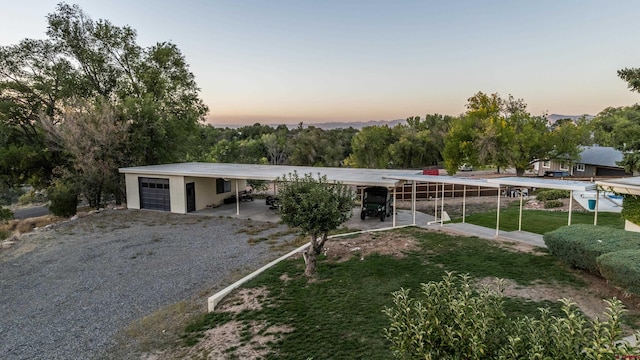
[535, 146, 630, 177]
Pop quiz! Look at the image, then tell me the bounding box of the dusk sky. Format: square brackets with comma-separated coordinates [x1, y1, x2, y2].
[2, 0, 640, 125]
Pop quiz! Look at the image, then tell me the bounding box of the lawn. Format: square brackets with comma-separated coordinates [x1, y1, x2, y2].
[182, 228, 591, 359]
[452, 203, 625, 234]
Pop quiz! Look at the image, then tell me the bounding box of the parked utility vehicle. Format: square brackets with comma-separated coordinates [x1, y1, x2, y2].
[360, 186, 393, 221]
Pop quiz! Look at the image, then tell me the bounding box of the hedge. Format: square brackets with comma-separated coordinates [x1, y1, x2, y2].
[597, 249, 640, 296]
[535, 189, 570, 201]
[544, 199, 563, 209]
[543, 224, 640, 274]
[621, 195, 640, 225]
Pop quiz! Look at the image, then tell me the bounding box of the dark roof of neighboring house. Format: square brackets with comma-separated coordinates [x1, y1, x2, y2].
[577, 146, 623, 168]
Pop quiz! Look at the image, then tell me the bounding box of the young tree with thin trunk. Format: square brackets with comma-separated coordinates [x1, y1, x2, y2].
[276, 172, 354, 276]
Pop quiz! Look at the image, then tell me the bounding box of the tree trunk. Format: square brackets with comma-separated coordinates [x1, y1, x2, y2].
[516, 167, 525, 177]
[303, 249, 317, 277]
[302, 233, 327, 277]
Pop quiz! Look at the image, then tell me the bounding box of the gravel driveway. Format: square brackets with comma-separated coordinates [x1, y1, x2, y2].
[0, 209, 295, 360]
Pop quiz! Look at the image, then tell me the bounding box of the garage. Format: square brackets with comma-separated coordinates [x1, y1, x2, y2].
[139, 177, 170, 211]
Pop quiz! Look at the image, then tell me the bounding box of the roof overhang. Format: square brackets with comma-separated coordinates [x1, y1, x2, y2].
[487, 177, 597, 191]
[596, 177, 640, 196]
[119, 162, 419, 187]
[383, 174, 502, 188]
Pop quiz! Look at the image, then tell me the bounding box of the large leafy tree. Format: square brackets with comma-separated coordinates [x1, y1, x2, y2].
[444, 92, 588, 176]
[0, 3, 208, 205]
[344, 125, 396, 168]
[40, 98, 129, 207]
[276, 172, 354, 276]
[388, 116, 441, 168]
[592, 67, 640, 174]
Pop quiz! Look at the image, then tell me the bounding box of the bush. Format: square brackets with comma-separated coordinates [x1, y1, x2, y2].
[535, 189, 570, 201]
[544, 224, 640, 273]
[544, 199, 564, 208]
[384, 272, 639, 359]
[0, 206, 13, 222]
[18, 189, 47, 205]
[0, 187, 25, 205]
[622, 195, 640, 225]
[48, 181, 79, 218]
[597, 249, 640, 296]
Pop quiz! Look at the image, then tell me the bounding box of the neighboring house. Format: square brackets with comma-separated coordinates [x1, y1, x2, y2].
[535, 146, 630, 177]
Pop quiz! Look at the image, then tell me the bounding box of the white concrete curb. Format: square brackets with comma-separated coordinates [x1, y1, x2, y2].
[207, 224, 414, 312]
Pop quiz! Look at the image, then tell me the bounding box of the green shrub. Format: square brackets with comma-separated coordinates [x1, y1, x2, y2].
[384, 272, 639, 359]
[48, 181, 79, 218]
[622, 195, 640, 226]
[535, 189, 570, 201]
[544, 224, 640, 273]
[0, 206, 13, 222]
[18, 189, 47, 205]
[0, 187, 25, 205]
[597, 249, 640, 296]
[544, 199, 564, 208]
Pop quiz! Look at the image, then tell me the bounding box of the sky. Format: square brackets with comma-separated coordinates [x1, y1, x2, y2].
[2, 0, 640, 125]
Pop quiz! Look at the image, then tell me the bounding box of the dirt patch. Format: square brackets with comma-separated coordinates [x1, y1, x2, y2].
[175, 320, 293, 360]
[217, 287, 269, 313]
[475, 277, 610, 319]
[323, 231, 418, 262]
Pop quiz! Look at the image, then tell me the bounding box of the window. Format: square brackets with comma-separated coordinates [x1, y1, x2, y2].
[576, 163, 585, 172]
[542, 160, 550, 168]
[559, 161, 569, 170]
[216, 178, 231, 194]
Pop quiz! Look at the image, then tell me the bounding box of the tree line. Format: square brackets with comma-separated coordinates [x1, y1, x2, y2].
[2, 3, 640, 213]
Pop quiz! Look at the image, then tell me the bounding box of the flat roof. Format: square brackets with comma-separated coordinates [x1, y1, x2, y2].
[487, 177, 597, 191]
[119, 162, 420, 187]
[383, 174, 502, 188]
[596, 176, 640, 196]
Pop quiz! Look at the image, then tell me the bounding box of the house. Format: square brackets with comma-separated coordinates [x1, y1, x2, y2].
[535, 146, 630, 177]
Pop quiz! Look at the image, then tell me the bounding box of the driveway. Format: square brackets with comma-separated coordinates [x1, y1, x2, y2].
[0, 209, 296, 359]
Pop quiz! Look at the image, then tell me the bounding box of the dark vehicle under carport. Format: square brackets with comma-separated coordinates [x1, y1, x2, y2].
[360, 186, 393, 221]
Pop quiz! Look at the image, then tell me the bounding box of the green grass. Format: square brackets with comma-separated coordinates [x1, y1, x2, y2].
[453, 204, 624, 234]
[183, 228, 587, 359]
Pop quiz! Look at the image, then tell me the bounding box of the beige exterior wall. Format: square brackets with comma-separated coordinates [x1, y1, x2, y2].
[169, 175, 185, 214]
[124, 173, 141, 209]
[185, 177, 217, 210]
[124, 173, 249, 214]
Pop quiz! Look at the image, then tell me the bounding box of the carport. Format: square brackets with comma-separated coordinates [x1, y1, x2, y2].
[119, 162, 420, 226]
[487, 177, 597, 230]
[384, 174, 597, 237]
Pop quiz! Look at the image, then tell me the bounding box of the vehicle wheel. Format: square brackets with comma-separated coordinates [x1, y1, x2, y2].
[380, 212, 385, 221]
[250, 197, 254, 201]
[360, 211, 366, 220]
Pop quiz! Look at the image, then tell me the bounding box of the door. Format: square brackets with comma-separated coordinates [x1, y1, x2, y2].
[186, 182, 196, 212]
[139, 177, 170, 211]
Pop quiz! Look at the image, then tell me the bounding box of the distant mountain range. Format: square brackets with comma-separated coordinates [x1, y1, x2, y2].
[213, 114, 594, 130]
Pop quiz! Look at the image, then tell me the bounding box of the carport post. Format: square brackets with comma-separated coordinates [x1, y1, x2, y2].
[235, 180, 240, 216]
[412, 181, 416, 225]
[496, 186, 501, 237]
[568, 190, 573, 226]
[594, 188, 600, 225]
[518, 189, 523, 231]
[392, 186, 397, 227]
[440, 182, 445, 226]
[434, 183, 439, 223]
[462, 185, 467, 223]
